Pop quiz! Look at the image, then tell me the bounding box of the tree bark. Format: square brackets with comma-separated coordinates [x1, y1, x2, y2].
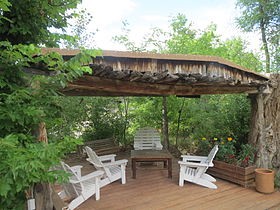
[122, 97, 130, 146]
[34, 183, 53, 210]
[38, 122, 48, 143]
[33, 122, 55, 209]
[175, 99, 185, 146]
[162, 96, 169, 149]
[259, 3, 271, 73]
[248, 74, 280, 173]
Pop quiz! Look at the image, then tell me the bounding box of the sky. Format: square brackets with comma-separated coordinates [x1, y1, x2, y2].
[78, 0, 260, 51]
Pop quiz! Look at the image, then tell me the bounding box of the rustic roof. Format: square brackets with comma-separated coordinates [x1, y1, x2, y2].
[42, 48, 269, 97]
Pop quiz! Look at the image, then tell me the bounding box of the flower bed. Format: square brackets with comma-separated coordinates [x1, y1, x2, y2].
[208, 160, 256, 187]
[196, 136, 257, 187]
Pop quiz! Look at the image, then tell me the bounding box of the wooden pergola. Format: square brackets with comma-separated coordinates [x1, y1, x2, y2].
[42, 48, 269, 97]
[39, 48, 279, 171]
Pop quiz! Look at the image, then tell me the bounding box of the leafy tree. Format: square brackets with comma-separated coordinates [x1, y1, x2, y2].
[0, 0, 81, 46]
[113, 20, 166, 52]
[236, 0, 280, 72]
[113, 14, 255, 153]
[0, 0, 102, 208]
[166, 14, 262, 71]
[0, 41, 98, 209]
[62, 8, 97, 49]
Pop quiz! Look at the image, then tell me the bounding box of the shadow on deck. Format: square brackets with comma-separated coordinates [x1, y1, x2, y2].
[64, 151, 280, 210]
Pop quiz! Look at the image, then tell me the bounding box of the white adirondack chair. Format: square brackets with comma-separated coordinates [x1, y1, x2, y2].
[134, 127, 163, 150]
[178, 145, 219, 189]
[85, 146, 128, 188]
[58, 162, 104, 210]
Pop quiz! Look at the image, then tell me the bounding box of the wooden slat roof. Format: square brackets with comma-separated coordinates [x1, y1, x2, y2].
[42, 48, 269, 97]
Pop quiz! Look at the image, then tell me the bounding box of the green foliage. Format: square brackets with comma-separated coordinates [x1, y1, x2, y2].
[236, 0, 280, 72]
[0, 134, 80, 208]
[197, 137, 256, 167]
[196, 138, 213, 156]
[82, 97, 121, 140]
[236, 0, 279, 34]
[0, 0, 81, 46]
[166, 14, 262, 71]
[237, 143, 256, 167]
[215, 139, 237, 164]
[0, 0, 11, 15]
[0, 42, 100, 207]
[0, 0, 102, 207]
[275, 171, 280, 188]
[114, 13, 263, 71]
[53, 96, 164, 147]
[62, 8, 97, 49]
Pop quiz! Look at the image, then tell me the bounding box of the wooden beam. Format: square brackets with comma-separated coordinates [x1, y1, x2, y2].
[64, 76, 259, 96]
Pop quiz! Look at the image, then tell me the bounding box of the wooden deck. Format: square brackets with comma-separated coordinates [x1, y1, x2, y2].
[65, 151, 280, 210]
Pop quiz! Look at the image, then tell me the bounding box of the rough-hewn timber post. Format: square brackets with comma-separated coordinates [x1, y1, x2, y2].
[248, 74, 280, 174]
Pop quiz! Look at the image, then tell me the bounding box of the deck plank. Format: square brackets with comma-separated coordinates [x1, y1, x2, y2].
[65, 152, 280, 210]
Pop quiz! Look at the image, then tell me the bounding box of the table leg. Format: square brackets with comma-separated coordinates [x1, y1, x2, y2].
[163, 160, 167, 168]
[132, 159, 136, 179]
[168, 158, 172, 178]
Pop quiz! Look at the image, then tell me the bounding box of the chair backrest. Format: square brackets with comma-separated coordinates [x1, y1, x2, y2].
[206, 145, 219, 164]
[85, 146, 103, 169]
[134, 127, 162, 150]
[61, 162, 83, 198]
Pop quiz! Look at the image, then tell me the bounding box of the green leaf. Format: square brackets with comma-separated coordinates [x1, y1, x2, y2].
[0, 0, 11, 12]
[0, 179, 11, 197]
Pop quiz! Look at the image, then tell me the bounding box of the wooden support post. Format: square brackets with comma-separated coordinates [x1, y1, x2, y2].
[248, 74, 280, 172]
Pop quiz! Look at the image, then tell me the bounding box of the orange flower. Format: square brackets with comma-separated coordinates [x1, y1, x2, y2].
[227, 137, 233, 141]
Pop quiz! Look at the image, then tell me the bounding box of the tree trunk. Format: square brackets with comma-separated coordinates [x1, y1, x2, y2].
[259, 3, 270, 73]
[34, 183, 53, 210]
[38, 122, 48, 143]
[162, 96, 169, 149]
[175, 99, 185, 146]
[122, 97, 130, 146]
[248, 74, 280, 173]
[33, 122, 55, 209]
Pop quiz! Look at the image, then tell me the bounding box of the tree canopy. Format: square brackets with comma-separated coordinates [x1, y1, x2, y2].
[236, 0, 280, 72]
[0, 0, 101, 208]
[0, 0, 81, 46]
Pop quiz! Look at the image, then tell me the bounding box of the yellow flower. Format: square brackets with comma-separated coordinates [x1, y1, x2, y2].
[221, 141, 225, 145]
[213, 137, 218, 141]
[227, 137, 233, 141]
[202, 137, 206, 141]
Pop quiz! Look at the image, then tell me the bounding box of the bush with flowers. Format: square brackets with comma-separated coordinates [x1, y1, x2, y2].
[196, 136, 256, 167]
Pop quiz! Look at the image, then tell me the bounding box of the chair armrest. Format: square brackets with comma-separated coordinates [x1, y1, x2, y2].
[103, 159, 128, 167]
[70, 165, 83, 178]
[70, 165, 83, 171]
[70, 170, 104, 184]
[99, 154, 117, 162]
[86, 158, 103, 167]
[178, 161, 213, 168]
[181, 155, 208, 162]
[154, 142, 163, 150]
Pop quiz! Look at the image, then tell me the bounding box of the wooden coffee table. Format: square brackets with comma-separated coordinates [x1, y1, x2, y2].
[131, 150, 173, 179]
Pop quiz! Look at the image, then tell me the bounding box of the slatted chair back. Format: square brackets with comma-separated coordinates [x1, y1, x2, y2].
[61, 162, 83, 198]
[85, 146, 128, 187]
[134, 127, 163, 150]
[85, 146, 104, 170]
[206, 145, 219, 165]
